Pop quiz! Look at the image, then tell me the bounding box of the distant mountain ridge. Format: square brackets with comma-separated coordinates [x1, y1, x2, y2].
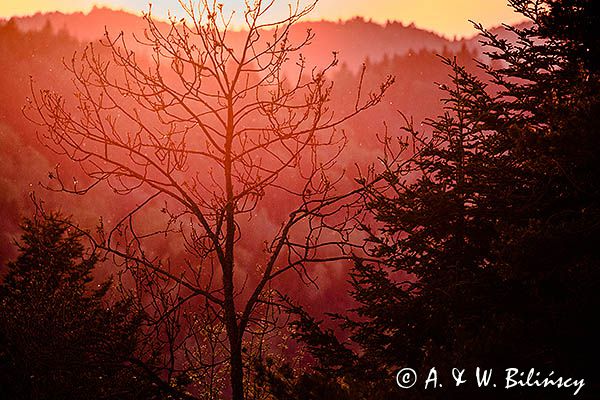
[5, 6, 527, 68]
[0, 7, 521, 308]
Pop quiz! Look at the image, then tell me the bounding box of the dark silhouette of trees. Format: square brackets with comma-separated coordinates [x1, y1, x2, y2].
[274, 1, 600, 399]
[0, 211, 158, 400]
[26, 1, 393, 398]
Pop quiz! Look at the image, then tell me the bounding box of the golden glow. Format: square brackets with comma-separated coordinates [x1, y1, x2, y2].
[313, 0, 526, 38]
[0, 0, 526, 38]
[0, 1, 95, 17]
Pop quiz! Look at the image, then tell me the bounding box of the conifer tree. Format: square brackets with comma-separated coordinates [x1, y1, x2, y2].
[281, 1, 600, 398]
[0, 212, 159, 399]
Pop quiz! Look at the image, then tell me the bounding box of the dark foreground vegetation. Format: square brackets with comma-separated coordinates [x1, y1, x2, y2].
[1, 0, 598, 399]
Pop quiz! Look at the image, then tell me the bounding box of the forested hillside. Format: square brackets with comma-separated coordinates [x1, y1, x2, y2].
[3, 2, 594, 398]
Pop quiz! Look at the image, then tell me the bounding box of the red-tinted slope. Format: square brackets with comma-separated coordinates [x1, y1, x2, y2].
[10, 7, 464, 67]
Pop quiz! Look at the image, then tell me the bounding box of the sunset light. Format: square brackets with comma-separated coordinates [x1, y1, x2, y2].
[0, 0, 526, 38]
[0, 1, 596, 399]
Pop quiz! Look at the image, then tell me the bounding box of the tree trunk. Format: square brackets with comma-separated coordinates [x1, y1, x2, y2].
[229, 339, 244, 400]
[224, 96, 244, 400]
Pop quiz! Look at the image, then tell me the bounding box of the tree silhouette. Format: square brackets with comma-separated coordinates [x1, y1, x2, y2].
[280, 58, 519, 400]
[26, 1, 393, 398]
[0, 211, 158, 399]
[282, 1, 600, 399]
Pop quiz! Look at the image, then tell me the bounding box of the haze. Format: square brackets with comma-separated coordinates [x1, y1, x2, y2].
[0, 0, 526, 38]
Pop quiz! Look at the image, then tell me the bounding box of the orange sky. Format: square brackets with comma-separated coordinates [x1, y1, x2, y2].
[0, 0, 526, 38]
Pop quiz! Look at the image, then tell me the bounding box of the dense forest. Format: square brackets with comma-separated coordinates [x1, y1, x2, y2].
[0, 0, 598, 399]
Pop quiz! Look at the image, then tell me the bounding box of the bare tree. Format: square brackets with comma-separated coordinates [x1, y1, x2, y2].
[27, 0, 393, 398]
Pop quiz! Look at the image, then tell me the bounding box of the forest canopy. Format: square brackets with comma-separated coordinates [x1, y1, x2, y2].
[1, 0, 598, 399]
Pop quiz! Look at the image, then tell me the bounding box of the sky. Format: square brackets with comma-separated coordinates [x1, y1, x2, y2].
[0, 0, 526, 38]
